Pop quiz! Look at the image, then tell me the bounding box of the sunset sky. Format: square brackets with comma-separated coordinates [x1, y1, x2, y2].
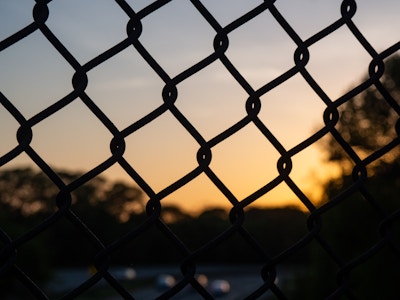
[1, 0, 399, 214]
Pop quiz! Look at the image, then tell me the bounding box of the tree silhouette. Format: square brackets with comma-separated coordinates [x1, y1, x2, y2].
[297, 55, 400, 299]
[326, 55, 400, 173]
[0, 167, 144, 297]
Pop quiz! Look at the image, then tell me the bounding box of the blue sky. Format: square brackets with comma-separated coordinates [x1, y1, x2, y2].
[1, 0, 399, 213]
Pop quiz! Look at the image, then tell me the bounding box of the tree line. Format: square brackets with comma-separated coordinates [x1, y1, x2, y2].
[0, 166, 308, 295]
[292, 55, 400, 299]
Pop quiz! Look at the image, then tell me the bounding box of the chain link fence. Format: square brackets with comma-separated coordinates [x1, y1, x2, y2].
[1, 0, 400, 299]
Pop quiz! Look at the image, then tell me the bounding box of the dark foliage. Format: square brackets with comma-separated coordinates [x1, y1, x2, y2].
[0, 167, 308, 297]
[295, 55, 400, 299]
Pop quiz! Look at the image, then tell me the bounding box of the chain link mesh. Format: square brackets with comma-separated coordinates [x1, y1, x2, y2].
[1, 0, 399, 299]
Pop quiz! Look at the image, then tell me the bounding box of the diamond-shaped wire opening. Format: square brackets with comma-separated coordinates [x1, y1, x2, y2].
[30, 100, 114, 173]
[210, 123, 281, 202]
[245, 181, 307, 210]
[290, 238, 341, 298]
[139, 0, 216, 77]
[92, 163, 148, 216]
[288, 143, 335, 209]
[46, 0, 129, 63]
[105, 225, 184, 285]
[320, 190, 383, 260]
[123, 111, 200, 193]
[1, 215, 102, 298]
[161, 173, 233, 215]
[87, 47, 165, 130]
[165, 207, 232, 252]
[179, 233, 287, 298]
[306, 26, 372, 100]
[0, 32, 73, 119]
[316, 130, 361, 182]
[352, 2, 400, 51]
[335, 88, 399, 161]
[275, 0, 343, 40]
[258, 73, 327, 149]
[273, 241, 317, 279]
[42, 218, 105, 297]
[68, 176, 144, 239]
[242, 207, 309, 256]
[226, 8, 297, 90]
[176, 61, 248, 140]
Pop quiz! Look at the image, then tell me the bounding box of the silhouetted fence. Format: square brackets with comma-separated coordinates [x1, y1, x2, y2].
[1, 0, 399, 299]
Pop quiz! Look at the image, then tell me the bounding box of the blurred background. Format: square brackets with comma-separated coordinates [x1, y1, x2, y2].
[0, 0, 399, 299]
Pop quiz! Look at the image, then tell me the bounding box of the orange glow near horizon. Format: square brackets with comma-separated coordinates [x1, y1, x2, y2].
[1, 1, 398, 216]
[97, 139, 342, 215]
